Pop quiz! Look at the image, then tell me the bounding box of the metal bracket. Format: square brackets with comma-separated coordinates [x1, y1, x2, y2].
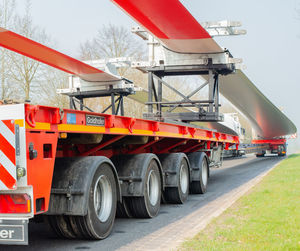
[57, 59, 138, 115]
[130, 23, 247, 123]
[131, 23, 244, 72]
[200, 20, 247, 37]
[132, 20, 247, 39]
[143, 69, 224, 123]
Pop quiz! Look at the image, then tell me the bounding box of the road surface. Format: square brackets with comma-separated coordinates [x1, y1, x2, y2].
[4, 154, 283, 251]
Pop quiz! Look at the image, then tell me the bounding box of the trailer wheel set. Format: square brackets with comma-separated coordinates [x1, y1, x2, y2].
[46, 152, 209, 239]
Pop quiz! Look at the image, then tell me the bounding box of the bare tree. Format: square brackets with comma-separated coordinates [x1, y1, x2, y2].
[0, 1, 69, 107]
[7, 0, 50, 101]
[79, 24, 205, 118]
[36, 67, 69, 108]
[80, 24, 145, 60]
[79, 24, 147, 117]
[0, 0, 16, 100]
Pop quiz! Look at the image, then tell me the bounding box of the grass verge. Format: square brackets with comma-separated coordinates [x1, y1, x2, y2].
[181, 154, 300, 251]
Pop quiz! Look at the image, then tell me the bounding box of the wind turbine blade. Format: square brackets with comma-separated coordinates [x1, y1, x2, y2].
[0, 27, 120, 82]
[111, 0, 223, 53]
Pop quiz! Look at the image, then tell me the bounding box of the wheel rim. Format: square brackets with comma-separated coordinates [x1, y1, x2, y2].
[147, 170, 159, 206]
[94, 175, 113, 222]
[202, 160, 208, 187]
[179, 164, 188, 194]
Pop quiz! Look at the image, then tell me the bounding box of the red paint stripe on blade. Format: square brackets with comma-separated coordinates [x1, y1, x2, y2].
[0, 28, 119, 82]
[0, 164, 15, 189]
[113, 0, 210, 39]
[111, 0, 222, 53]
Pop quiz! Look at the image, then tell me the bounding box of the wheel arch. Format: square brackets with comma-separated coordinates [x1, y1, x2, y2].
[158, 152, 190, 188]
[111, 153, 164, 197]
[46, 156, 121, 216]
[187, 151, 209, 181]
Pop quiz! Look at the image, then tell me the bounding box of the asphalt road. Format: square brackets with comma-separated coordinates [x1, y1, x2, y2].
[3, 154, 284, 251]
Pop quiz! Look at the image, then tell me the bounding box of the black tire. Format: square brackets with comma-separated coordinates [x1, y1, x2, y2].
[116, 198, 133, 218]
[256, 150, 266, 157]
[68, 163, 117, 240]
[68, 216, 89, 239]
[45, 215, 76, 239]
[188, 152, 209, 194]
[278, 153, 286, 157]
[164, 157, 189, 204]
[46, 157, 118, 240]
[127, 160, 161, 218]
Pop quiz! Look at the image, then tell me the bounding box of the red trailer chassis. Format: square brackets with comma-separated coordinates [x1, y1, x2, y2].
[252, 138, 287, 157]
[25, 104, 237, 212]
[0, 103, 238, 244]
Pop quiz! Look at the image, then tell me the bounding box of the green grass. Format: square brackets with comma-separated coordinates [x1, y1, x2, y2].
[181, 154, 300, 251]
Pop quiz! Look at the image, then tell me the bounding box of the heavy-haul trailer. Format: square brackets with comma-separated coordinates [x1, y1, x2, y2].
[0, 16, 241, 245]
[222, 142, 286, 158]
[0, 103, 238, 244]
[252, 139, 287, 157]
[0, 0, 296, 245]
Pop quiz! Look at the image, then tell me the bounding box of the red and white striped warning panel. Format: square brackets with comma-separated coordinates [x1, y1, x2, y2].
[290, 133, 297, 139]
[0, 120, 16, 190]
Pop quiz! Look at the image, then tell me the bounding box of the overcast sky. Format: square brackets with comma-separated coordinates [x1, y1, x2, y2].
[18, 0, 300, 151]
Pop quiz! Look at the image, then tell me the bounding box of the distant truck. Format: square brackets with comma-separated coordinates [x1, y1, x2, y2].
[221, 113, 246, 157]
[222, 143, 286, 158]
[221, 114, 287, 158]
[252, 139, 287, 157]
